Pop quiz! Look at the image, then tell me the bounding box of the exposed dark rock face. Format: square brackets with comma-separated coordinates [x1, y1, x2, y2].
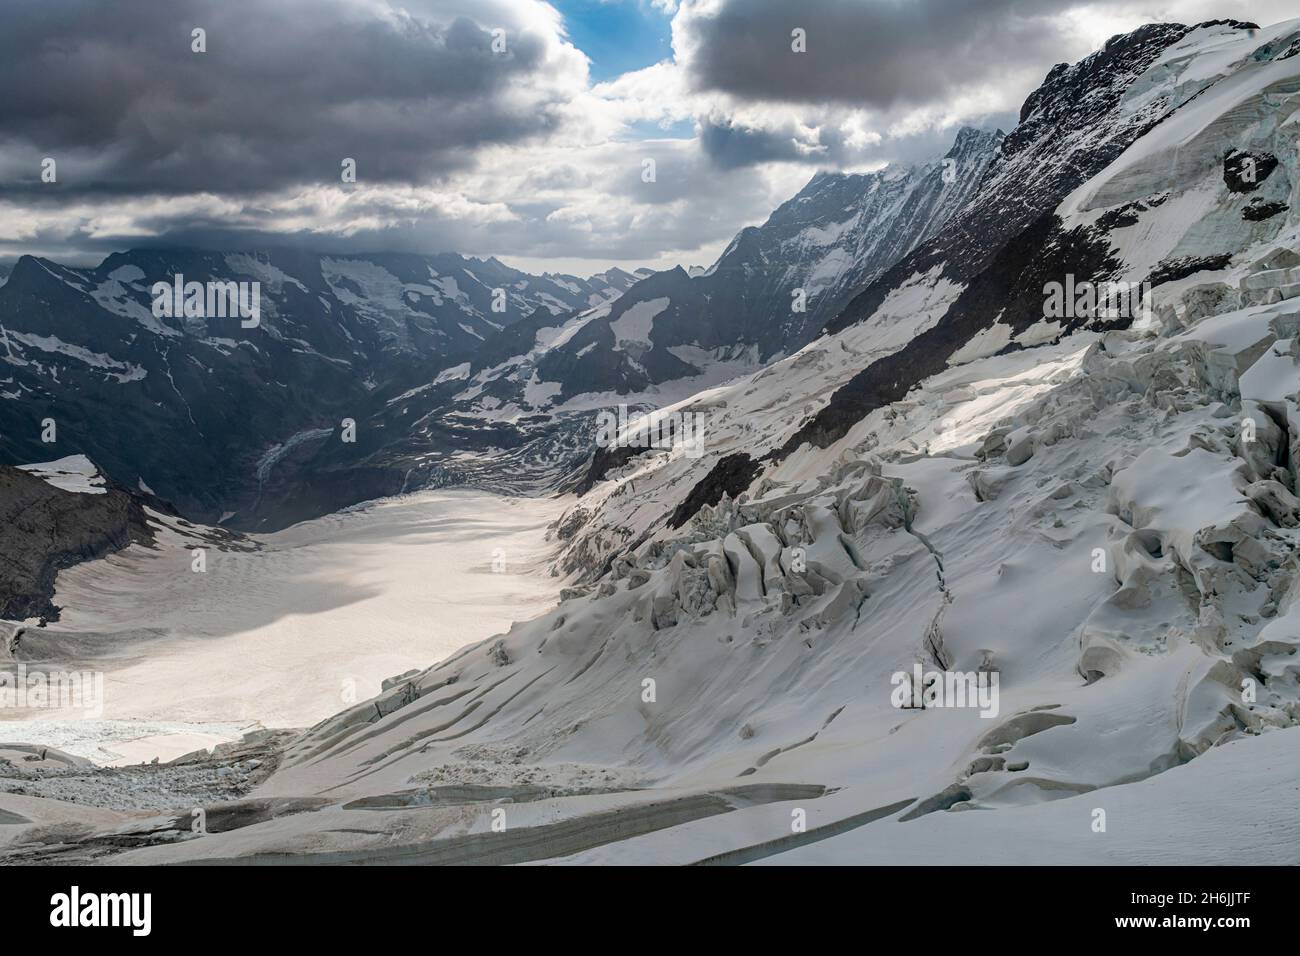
[1243, 200, 1289, 222]
[668, 453, 760, 529]
[571, 444, 654, 497]
[0, 466, 155, 621]
[1224, 149, 1280, 193]
[1096, 193, 1168, 230]
[1147, 254, 1235, 286]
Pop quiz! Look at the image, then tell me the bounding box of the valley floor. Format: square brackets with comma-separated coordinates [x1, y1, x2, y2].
[0, 490, 568, 765]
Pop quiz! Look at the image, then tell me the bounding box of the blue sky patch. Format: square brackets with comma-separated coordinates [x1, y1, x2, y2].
[553, 0, 673, 83]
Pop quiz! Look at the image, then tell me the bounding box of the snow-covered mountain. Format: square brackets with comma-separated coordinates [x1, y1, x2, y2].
[6, 17, 1300, 865]
[720, 125, 1006, 351]
[450, 127, 1002, 405]
[0, 129, 996, 531]
[268, 128, 1002, 519]
[0, 249, 638, 525]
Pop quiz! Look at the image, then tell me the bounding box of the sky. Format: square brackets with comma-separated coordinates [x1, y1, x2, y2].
[0, 0, 1295, 277]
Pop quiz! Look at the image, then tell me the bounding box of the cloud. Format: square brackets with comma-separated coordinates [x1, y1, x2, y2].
[697, 118, 834, 168]
[0, 0, 587, 197]
[679, 0, 1082, 109]
[674, 0, 1297, 111]
[2, 0, 1296, 273]
[0, 137, 806, 273]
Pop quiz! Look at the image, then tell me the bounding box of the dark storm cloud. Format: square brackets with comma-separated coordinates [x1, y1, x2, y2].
[0, 137, 793, 269]
[686, 0, 1080, 108]
[697, 119, 845, 169]
[0, 0, 569, 196]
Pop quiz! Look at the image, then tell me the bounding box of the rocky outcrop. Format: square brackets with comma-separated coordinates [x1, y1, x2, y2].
[0, 465, 155, 621]
[667, 453, 761, 529]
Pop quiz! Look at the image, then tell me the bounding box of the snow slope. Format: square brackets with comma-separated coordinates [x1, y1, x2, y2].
[0, 491, 566, 765]
[17, 455, 106, 495]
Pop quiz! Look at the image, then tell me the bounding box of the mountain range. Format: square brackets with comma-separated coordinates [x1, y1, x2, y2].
[0, 127, 1000, 528]
[0, 249, 640, 524]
